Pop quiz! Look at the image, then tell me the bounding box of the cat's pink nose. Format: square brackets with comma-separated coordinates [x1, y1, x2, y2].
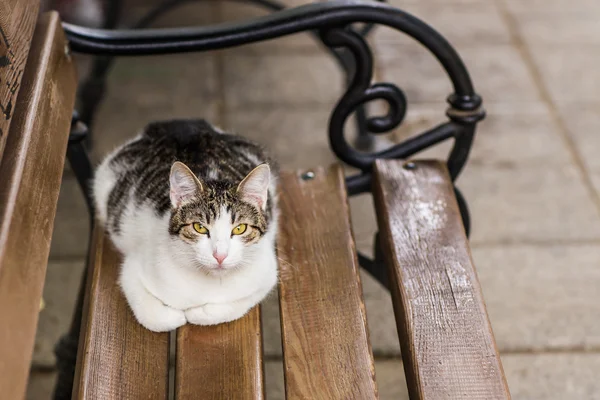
[213, 252, 228, 265]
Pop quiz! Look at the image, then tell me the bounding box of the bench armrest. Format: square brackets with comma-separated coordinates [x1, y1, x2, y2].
[373, 159, 510, 399]
[0, 12, 77, 400]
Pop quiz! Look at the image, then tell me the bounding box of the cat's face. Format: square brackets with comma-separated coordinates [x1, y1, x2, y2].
[168, 161, 270, 274]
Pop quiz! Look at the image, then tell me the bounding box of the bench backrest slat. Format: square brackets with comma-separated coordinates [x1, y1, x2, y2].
[73, 229, 170, 399]
[0, 12, 76, 400]
[277, 165, 379, 399]
[372, 159, 510, 399]
[175, 307, 264, 399]
[0, 0, 39, 163]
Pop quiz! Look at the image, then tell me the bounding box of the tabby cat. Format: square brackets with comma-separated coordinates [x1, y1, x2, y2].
[93, 120, 279, 332]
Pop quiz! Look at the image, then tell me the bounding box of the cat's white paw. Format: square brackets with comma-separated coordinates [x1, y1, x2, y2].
[132, 302, 187, 332]
[185, 303, 249, 326]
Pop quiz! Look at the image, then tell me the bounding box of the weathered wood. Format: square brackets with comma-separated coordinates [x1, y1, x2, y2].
[175, 307, 264, 399]
[73, 227, 169, 399]
[0, 12, 76, 400]
[0, 0, 39, 162]
[372, 159, 510, 400]
[277, 165, 379, 399]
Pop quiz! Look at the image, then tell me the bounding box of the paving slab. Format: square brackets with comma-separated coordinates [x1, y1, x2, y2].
[49, 177, 90, 260]
[512, 11, 600, 45]
[378, 43, 540, 104]
[265, 360, 286, 400]
[32, 260, 86, 368]
[466, 105, 572, 168]
[117, 1, 217, 28]
[461, 164, 600, 244]
[361, 270, 402, 356]
[216, 0, 321, 54]
[373, 360, 410, 400]
[558, 103, 600, 194]
[348, 193, 403, 355]
[526, 44, 600, 105]
[261, 291, 283, 356]
[502, 0, 600, 14]
[26, 372, 56, 400]
[91, 54, 219, 160]
[373, 2, 510, 46]
[222, 52, 343, 108]
[393, 102, 570, 167]
[502, 353, 600, 400]
[224, 107, 338, 169]
[475, 244, 600, 352]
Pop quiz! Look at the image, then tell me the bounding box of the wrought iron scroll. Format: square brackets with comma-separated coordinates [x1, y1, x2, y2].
[62, 0, 485, 189]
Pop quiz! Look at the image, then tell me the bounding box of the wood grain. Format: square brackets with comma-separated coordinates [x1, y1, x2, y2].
[372, 160, 510, 400]
[73, 227, 170, 400]
[278, 165, 379, 400]
[0, 0, 39, 162]
[175, 307, 264, 399]
[0, 12, 76, 400]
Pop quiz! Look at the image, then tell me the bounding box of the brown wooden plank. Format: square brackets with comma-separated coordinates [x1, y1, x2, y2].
[175, 307, 264, 399]
[372, 159, 510, 400]
[73, 227, 170, 399]
[278, 165, 379, 399]
[0, 0, 39, 162]
[0, 12, 76, 400]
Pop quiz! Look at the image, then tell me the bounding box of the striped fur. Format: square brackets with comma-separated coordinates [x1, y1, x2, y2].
[101, 119, 277, 236]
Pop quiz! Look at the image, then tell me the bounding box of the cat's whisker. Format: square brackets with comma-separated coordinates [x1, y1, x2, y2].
[275, 256, 298, 272]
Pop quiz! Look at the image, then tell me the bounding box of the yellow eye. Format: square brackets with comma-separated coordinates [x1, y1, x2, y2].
[192, 223, 208, 234]
[232, 224, 247, 235]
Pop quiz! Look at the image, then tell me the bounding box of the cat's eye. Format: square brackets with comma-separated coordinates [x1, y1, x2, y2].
[232, 224, 247, 235]
[192, 223, 208, 234]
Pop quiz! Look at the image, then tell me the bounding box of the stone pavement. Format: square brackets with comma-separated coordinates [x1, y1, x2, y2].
[28, 0, 600, 398]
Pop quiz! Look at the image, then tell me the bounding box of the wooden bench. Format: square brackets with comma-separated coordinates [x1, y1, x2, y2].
[73, 161, 510, 399]
[0, 4, 510, 399]
[0, 8, 77, 400]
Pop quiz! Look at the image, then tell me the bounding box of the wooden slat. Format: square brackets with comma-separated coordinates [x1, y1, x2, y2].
[0, 12, 76, 400]
[372, 160, 510, 400]
[278, 165, 379, 399]
[175, 307, 264, 399]
[73, 227, 170, 399]
[0, 0, 39, 162]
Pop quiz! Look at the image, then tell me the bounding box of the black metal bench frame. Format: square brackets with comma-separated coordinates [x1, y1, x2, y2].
[53, 1, 485, 398]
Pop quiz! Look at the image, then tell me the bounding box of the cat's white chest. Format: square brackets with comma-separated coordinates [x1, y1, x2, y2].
[138, 239, 277, 310]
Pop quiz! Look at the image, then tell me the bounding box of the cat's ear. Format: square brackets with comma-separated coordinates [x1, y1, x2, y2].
[169, 161, 203, 207]
[237, 164, 270, 211]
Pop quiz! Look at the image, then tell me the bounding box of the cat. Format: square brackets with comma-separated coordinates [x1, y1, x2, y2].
[92, 120, 279, 332]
